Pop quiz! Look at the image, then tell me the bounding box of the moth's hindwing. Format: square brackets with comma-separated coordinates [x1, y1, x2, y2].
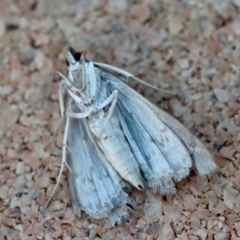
[67, 104, 134, 225]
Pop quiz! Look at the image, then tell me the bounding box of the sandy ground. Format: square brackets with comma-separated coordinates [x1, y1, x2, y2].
[1, 0, 240, 239]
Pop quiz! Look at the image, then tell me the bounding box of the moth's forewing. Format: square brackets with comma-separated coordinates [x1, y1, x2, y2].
[66, 102, 133, 225]
[116, 99, 183, 194]
[139, 94, 217, 176]
[101, 70, 217, 182]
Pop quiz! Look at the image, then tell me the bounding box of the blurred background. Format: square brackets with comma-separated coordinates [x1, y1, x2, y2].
[1, 0, 240, 239]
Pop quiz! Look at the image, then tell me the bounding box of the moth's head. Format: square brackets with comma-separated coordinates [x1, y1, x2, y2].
[67, 47, 86, 89]
[67, 47, 82, 64]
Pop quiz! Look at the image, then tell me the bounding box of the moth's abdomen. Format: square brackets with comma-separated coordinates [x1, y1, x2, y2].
[89, 113, 144, 189]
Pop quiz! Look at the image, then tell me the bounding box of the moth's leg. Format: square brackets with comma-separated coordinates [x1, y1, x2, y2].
[45, 82, 65, 151]
[57, 71, 82, 94]
[97, 90, 118, 137]
[95, 90, 118, 111]
[94, 62, 174, 95]
[58, 85, 72, 173]
[58, 84, 74, 167]
[103, 90, 118, 119]
[65, 90, 118, 120]
[46, 115, 71, 207]
[58, 80, 91, 119]
[58, 74, 90, 112]
[64, 111, 91, 119]
[59, 82, 65, 115]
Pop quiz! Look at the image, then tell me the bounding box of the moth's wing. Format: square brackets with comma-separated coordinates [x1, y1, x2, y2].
[102, 75, 190, 193]
[102, 71, 216, 191]
[67, 109, 134, 226]
[127, 90, 217, 176]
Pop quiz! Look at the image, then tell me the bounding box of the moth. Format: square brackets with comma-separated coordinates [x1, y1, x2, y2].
[51, 47, 217, 226]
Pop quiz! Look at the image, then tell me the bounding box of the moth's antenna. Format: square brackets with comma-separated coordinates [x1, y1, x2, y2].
[129, 75, 175, 95]
[94, 62, 176, 95]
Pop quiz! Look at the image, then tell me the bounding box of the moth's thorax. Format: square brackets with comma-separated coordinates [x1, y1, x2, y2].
[67, 61, 101, 108]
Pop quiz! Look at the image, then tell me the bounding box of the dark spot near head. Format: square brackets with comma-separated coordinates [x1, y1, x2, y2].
[69, 47, 88, 62]
[83, 102, 91, 107]
[6, 24, 18, 31]
[126, 203, 134, 210]
[31, 2, 38, 10]
[15, 192, 23, 198]
[69, 47, 81, 61]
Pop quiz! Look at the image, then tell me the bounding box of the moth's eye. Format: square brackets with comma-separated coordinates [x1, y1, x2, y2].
[69, 47, 82, 62]
[74, 52, 81, 62]
[65, 59, 69, 66]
